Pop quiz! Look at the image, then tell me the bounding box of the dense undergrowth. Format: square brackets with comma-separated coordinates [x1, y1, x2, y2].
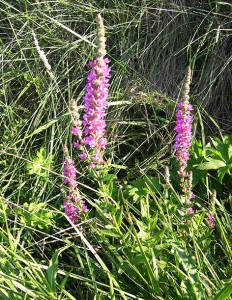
[0, 1, 232, 299]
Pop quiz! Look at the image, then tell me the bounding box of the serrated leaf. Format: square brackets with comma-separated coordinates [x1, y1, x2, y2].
[208, 151, 224, 160]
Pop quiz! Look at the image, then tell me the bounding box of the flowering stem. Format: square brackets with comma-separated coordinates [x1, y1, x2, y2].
[174, 66, 195, 210]
[71, 14, 111, 169]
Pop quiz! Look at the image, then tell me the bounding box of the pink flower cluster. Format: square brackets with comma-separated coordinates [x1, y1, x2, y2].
[63, 159, 87, 223]
[82, 58, 110, 157]
[187, 207, 194, 215]
[174, 77, 195, 216]
[174, 102, 193, 176]
[63, 160, 77, 188]
[206, 214, 215, 228]
[72, 57, 111, 168]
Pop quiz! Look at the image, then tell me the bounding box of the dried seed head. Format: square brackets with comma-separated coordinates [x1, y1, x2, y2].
[182, 66, 192, 105]
[63, 144, 69, 159]
[211, 189, 217, 210]
[164, 166, 171, 187]
[71, 99, 81, 126]
[32, 30, 54, 79]
[96, 14, 106, 58]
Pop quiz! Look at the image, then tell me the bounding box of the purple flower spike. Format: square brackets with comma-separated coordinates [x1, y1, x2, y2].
[174, 101, 193, 177]
[173, 67, 193, 181]
[70, 14, 110, 167]
[64, 201, 79, 223]
[63, 155, 87, 223]
[82, 57, 111, 164]
[173, 67, 196, 209]
[63, 160, 77, 188]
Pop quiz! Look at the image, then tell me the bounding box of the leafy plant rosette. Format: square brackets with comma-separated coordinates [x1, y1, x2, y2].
[187, 135, 232, 195]
[198, 135, 232, 182]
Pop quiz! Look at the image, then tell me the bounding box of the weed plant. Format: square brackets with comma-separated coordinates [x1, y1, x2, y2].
[0, 1, 232, 300]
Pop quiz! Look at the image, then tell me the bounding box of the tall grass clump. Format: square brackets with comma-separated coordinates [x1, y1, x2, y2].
[0, 1, 232, 300]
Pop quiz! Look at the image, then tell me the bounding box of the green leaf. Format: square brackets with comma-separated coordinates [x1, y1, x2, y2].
[109, 164, 127, 170]
[210, 137, 221, 149]
[172, 242, 204, 299]
[210, 135, 232, 162]
[62, 290, 78, 300]
[46, 245, 70, 293]
[101, 229, 121, 238]
[47, 252, 59, 293]
[192, 139, 203, 159]
[218, 166, 229, 183]
[228, 144, 232, 160]
[150, 211, 159, 230]
[132, 225, 161, 296]
[26, 147, 52, 177]
[137, 230, 149, 240]
[198, 159, 226, 170]
[212, 279, 232, 300]
[0, 290, 9, 300]
[115, 205, 123, 227]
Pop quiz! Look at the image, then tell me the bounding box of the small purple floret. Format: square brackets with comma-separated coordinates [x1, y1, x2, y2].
[206, 214, 216, 228]
[188, 207, 194, 215]
[71, 126, 82, 136]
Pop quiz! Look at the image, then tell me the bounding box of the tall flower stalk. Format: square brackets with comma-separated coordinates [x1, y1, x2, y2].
[174, 66, 194, 206]
[72, 14, 111, 168]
